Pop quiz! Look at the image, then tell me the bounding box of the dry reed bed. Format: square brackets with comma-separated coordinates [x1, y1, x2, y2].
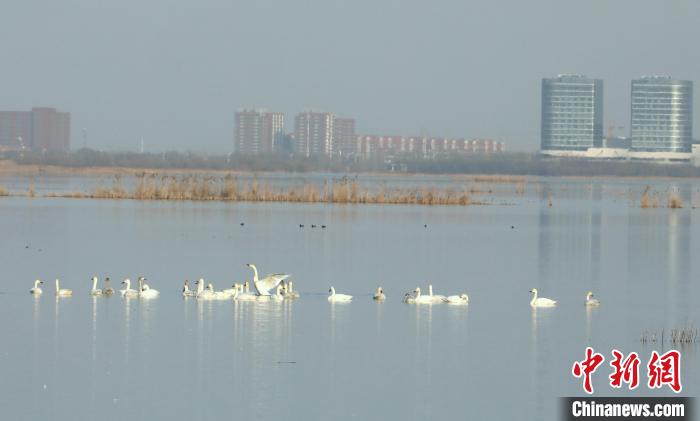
[43, 175, 475, 206]
[471, 175, 527, 183]
[640, 186, 684, 209]
[641, 323, 698, 345]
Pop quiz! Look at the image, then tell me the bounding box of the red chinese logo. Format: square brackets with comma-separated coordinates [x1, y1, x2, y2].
[572, 348, 682, 394]
[572, 347, 605, 394]
[609, 350, 640, 390]
[647, 350, 682, 393]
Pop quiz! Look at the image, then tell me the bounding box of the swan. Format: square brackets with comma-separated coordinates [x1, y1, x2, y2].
[140, 284, 159, 299]
[403, 292, 416, 304]
[269, 285, 284, 301]
[530, 288, 556, 307]
[444, 294, 469, 305]
[373, 287, 386, 301]
[30, 280, 44, 295]
[282, 280, 300, 299]
[194, 279, 212, 299]
[428, 284, 446, 303]
[90, 276, 103, 296]
[585, 291, 600, 306]
[413, 287, 434, 304]
[120, 279, 139, 298]
[140, 278, 159, 299]
[222, 282, 240, 296]
[328, 286, 352, 302]
[182, 280, 196, 298]
[207, 283, 231, 300]
[194, 279, 205, 295]
[55, 279, 73, 297]
[236, 281, 257, 301]
[246, 263, 290, 296]
[102, 277, 115, 295]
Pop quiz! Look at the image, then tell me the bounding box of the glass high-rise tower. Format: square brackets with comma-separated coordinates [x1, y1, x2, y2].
[630, 76, 693, 153]
[541, 75, 603, 152]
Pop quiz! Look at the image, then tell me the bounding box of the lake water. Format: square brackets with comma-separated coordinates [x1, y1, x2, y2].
[0, 174, 698, 420]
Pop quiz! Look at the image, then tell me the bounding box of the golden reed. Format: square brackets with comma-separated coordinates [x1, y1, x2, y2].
[72, 174, 474, 206]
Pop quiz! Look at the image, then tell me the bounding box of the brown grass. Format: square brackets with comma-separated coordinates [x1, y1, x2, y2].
[0, 185, 8, 196]
[39, 174, 476, 206]
[472, 175, 526, 183]
[27, 183, 36, 198]
[668, 192, 683, 209]
[640, 186, 660, 208]
[45, 191, 86, 198]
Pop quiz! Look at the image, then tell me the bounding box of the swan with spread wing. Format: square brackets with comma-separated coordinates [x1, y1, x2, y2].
[246, 264, 290, 296]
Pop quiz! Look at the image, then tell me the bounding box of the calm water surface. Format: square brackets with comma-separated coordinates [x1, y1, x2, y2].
[0, 175, 698, 420]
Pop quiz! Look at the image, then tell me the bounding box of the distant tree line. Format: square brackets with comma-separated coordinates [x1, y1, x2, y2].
[397, 154, 700, 177]
[7, 149, 384, 173]
[5, 149, 700, 177]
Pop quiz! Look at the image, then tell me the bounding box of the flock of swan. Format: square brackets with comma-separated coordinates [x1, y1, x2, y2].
[28, 264, 602, 307]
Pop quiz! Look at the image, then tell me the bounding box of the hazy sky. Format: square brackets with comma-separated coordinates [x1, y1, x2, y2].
[0, 0, 698, 152]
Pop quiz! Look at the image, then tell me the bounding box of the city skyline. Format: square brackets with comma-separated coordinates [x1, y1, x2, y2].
[631, 76, 693, 153]
[1, 1, 698, 153]
[540, 74, 694, 160]
[0, 107, 70, 152]
[541, 75, 604, 152]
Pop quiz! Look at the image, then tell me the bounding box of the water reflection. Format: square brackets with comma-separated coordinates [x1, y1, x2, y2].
[32, 294, 41, 405]
[120, 295, 133, 399]
[538, 181, 602, 290]
[584, 304, 598, 344]
[329, 300, 351, 356]
[33, 294, 41, 329]
[628, 193, 691, 322]
[374, 299, 384, 336]
[413, 304, 434, 391]
[530, 305, 558, 418]
[90, 297, 98, 406]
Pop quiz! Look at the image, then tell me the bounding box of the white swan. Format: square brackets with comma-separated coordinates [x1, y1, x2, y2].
[413, 287, 434, 304]
[246, 263, 290, 296]
[373, 287, 386, 301]
[208, 283, 231, 300]
[102, 277, 115, 295]
[328, 286, 352, 302]
[282, 280, 300, 299]
[236, 281, 257, 301]
[444, 294, 469, 305]
[195, 278, 214, 300]
[269, 285, 284, 301]
[403, 292, 416, 304]
[222, 282, 240, 297]
[194, 279, 212, 299]
[30, 280, 44, 295]
[90, 276, 103, 296]
[55, 279, 73, 297]
[428, 284, 446, 303]
[120, 278, 139, 298]
[585, 291, 600, 306]
[140, 278, 159, 299]
[182, 280, 196, 298]
[530, 288, 556, 307]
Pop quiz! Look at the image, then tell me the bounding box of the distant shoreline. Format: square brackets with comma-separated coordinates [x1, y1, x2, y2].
[1, 159, 700, 182]
[0, 159, 525, 180]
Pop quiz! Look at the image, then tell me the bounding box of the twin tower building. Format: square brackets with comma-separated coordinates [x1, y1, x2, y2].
[541, 75, 693, 160]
